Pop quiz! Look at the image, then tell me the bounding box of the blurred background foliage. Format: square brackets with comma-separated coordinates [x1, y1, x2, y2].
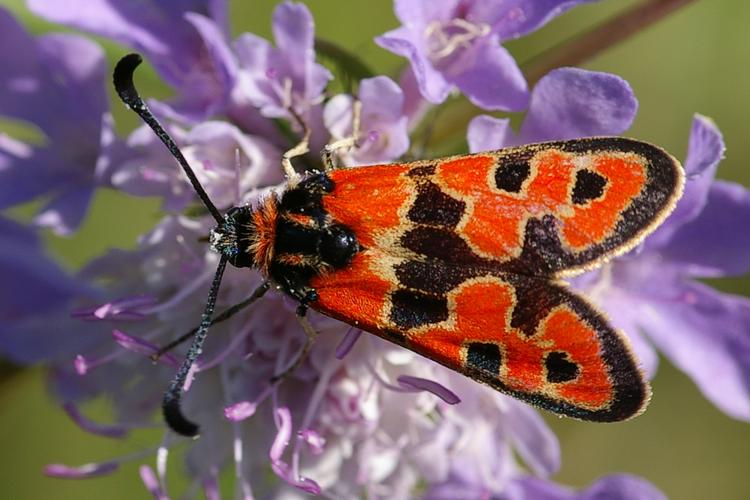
[1, 0, 749, 498]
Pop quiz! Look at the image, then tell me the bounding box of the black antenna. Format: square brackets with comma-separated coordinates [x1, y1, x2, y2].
[162, 256, 228, 437]
[113, 53, 224, 224]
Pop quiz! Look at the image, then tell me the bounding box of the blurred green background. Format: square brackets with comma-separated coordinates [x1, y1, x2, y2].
[1, 0, 749, 498]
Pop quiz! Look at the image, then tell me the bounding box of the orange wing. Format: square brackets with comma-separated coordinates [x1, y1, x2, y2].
[309, 138, 682, 421]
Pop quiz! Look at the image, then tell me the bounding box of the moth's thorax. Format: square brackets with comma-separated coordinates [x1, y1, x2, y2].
[268, 172, 360, 301]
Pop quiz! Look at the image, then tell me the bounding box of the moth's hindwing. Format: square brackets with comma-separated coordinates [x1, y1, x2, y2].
[308, 138, 683, 421]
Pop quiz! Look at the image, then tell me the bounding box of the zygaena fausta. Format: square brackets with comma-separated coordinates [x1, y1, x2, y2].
[113, 54, 684, 437]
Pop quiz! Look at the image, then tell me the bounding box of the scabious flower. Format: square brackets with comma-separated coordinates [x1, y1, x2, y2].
[27, 0, 235, 120]
[0, 8, 124, 235]
[2, 0, 743, 498]
[376, 0, 597, 111]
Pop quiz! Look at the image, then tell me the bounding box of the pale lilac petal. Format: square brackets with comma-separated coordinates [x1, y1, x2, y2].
[468, 115, 515, 152]
[273, 1, 313, 59]
[448, 39, 528, 111]
[647, 115, 725, 247]
[224, 401, 257, 422]
[376, 27, 452, 104]
[502, 400, 560, 477]
[519, 68, 637, 143]
[600, 298, 660, 378]
[44, 461, 119, 479]
[62, 402, 128, 438]
[359, 76, 405, 124]
[637, 279, 750, 421]
[397, 375, 461, 404]
[657, 180, 750, 277]
[470, 0, 597, 41]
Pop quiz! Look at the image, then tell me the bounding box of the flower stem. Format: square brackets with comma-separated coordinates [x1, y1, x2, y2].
[523, 0, 698, 85]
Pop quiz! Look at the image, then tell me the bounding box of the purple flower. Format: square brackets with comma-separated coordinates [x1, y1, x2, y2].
[573, 116, 750, 420]
[0, 8, 122, 235]
[324, 76, 410, 165]
[0, 216, 95, 362]
[234, 2, 332, 119]
[468, 67, 638, 150]
[27, 0, 235, 119]
[1, 2, 727, 498]
[377, 0, 597, 111]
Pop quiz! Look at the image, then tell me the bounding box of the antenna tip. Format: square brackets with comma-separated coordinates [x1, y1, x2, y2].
[163, 393, 200, 438]
[113, 53, 144, 106]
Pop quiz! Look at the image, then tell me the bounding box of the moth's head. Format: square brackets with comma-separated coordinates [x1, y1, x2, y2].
[209, 206, 257, 268]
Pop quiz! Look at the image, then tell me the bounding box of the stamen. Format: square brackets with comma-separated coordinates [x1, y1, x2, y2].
[44, 462, 119, 479]
[269, 407, 321, 495]
[139, 465, 169, 500]
[45, 447, 160, 479]
[396, 375, 461, 405]
[62, 402, 129, 438]
[112, 330, 179, 366]
[424, 18, 491, 59]
[71, 295, 157, 322]
[220, 364, 255, 499]
[335, 327, 362, 359]
[367, 361, 461, 404]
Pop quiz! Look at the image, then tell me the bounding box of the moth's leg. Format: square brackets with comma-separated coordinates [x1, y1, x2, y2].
[270, 305, 319, 384]
[322, 99, 362, 170]
[281, 98, 311, 181]
[151, 281, 270, 361]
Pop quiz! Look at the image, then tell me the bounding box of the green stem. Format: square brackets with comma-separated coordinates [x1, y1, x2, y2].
[522, 0, 698, 85]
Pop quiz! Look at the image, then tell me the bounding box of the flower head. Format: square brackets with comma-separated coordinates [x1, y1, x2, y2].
[377, 0, 597, 111]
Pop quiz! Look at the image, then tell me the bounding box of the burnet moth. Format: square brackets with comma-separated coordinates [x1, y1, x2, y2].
[113, 53, 684, 437]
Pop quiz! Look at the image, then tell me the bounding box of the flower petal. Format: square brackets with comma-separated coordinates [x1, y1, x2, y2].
[646, 115, 725, 247]
[376, 27, 452, 104]
[637, 279, 750, 420]
[448, 38, 528, 111]
[467, 115, 515, 152]
[469, 0, 597, 41]
[657, 180, 750, 277]
[28, 0, 234, 118]
[519, 68, 637, 143]
[502, 399, 560, 477]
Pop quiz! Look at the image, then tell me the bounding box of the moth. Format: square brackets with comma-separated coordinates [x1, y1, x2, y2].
[114, 54, 684, 437]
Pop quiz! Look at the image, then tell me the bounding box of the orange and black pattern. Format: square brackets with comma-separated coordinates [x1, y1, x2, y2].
[301, 138, 683, 422]
[247, 138, 683, 421]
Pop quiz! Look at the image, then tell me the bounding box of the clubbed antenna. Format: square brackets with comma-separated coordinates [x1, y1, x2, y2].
[162, 256, 228, 437]
[113, 53, 224, 224]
